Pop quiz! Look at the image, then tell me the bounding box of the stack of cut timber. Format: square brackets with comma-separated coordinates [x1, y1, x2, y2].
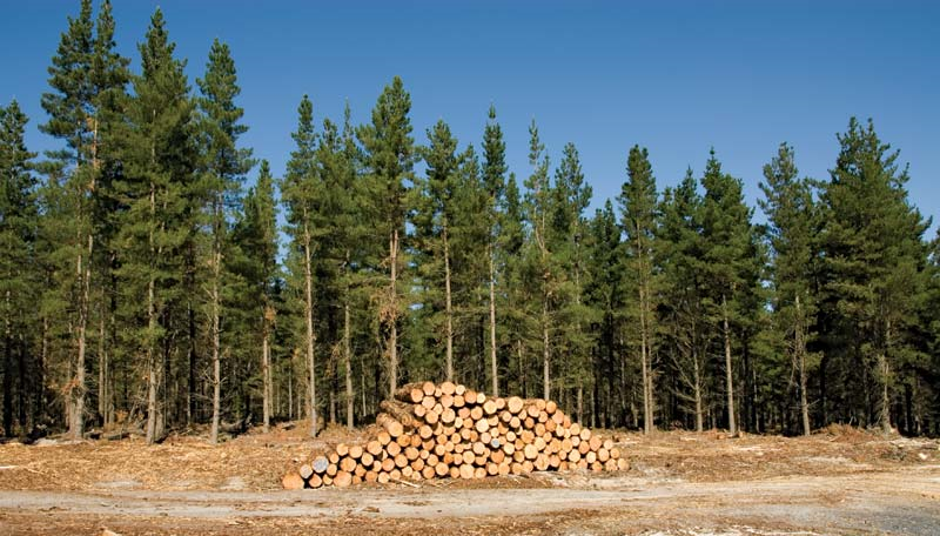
[282, 381, 628, 489]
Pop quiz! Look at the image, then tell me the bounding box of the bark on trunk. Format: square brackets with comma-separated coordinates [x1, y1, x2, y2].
[693, 343, 703, 433]
[303, 218, 317, 437]
[542, 297, 550, 400]
[145, 182, 158, 446]
[187, 242, 197, 426]
[795, 295, 810, 436]
[388, 228, 399, 396]
[443, 227, 453, 382]
[639, 287, 651, 434]
[722, 294, 736, 436]
[878, 320, 892, 434]
[97, 313, 108, 426]
[2, 294, 12, 436]
[209, 247, 222, 444]
[488, 250, 498, 396]
[344, 253, 354, 429]
[262, 308, 272, 433]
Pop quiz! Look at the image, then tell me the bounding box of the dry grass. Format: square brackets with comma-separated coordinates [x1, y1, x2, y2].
[0, 423, 936, 492]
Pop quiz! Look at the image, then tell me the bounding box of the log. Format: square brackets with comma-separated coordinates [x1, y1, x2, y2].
[349, 445, 363, 459]
[282, 472, 304, 490]
[380, 399, 418, 428]
[440, 381, 456, 396]
[482, 399, 498, 415]
[299, 464, 313, 480]
[340, 456, 356, 473]
[421, 396, 436, 410]
[313, 456, 329, 474]
[395, 383, 427, 404]
[334, 471, 352, 488]
[377, 431, 392, 446]
[507, 396, 524, 414]
[376, 413, 404, 437]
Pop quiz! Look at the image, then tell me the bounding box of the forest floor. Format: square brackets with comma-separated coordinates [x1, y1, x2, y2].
[0, 423, 938, 535]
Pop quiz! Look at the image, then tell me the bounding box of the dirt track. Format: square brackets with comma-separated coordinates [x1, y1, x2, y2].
[1, 466, 939, 535]
[2, 428, 939, 534]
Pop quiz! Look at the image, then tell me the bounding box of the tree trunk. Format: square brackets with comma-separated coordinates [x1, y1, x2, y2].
[639, 285, 651, 435]
[722, 294, 736, 436]
[693, 343, 703, 433]
[388, 228, 399, 396]
[795, 295, 810, 436]
[443, 227, 453, 382]
[209, 247, 222, 445]
[344, 253, 354, 429]
[636, 229, 653, 435]
[488, 249, 498, 397]
[542, 297, 550, 400]
[262, 307, 272, 433]
[878, 319, 892, 434]
[145, 182, 158, 446]
[303, 218, 317, 437]
[3, 292, 12, 436]
[187, 243, 197, 426]
[97, 313, 108, 427]
[70, 235, 90, 440]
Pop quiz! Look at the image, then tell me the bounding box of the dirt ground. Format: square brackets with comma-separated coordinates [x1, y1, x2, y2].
[1, 424, 938, 535]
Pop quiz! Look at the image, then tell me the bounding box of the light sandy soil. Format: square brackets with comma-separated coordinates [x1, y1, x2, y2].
[1, 425, 938, 534]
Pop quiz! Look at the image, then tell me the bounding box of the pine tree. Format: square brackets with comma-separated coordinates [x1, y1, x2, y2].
[659, 169, 709, 431]
[481, 105, 507, 396]
[551, 142, 592, 419]
[357, 76, 415, 396]
[522, 120, 553, 399]
[89, 0, 132, 430]
[0, 100, 38, 436]
[819, 118, 930, 433]
[196, 37, 253, 444]
[585, 201, 623, 427]
[233, 161, 278, 431]
[337, 103, 363, 428]
[39, 0, 96, 440]
[618, 145, 659, 434]
[281, 95, 320, 436]
[416, 120, 460, 381]
[40, 0, 131, 439]
[115, 7, 197, 444]
[699, 150, 760, 436]
[500, 173, 529, 396]
[759, 143, 819, 435]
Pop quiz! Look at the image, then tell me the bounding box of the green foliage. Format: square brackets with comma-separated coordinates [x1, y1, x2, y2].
[7, 3, 940, 438]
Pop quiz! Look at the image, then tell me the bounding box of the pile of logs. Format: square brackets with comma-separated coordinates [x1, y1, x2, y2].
[282, 381, 628, 489]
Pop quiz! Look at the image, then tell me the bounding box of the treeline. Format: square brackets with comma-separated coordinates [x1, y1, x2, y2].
[1, 1, 938, 442]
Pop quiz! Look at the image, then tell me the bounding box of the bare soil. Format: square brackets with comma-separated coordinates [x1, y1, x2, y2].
[1, 424, 938, 535]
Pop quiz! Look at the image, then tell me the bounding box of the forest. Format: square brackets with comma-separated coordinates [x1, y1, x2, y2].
[1, 0, 938, 445]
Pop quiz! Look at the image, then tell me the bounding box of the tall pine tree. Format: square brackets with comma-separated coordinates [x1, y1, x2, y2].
[196, 37, 253, 444]
[357, 76, 415, 396]
[619, 145, 659, 434]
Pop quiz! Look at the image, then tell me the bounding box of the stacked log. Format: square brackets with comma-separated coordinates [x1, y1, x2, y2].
[282, 381, 629, 489]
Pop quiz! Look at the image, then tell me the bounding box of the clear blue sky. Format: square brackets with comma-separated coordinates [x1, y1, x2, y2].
[3, 1, 938, 233]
